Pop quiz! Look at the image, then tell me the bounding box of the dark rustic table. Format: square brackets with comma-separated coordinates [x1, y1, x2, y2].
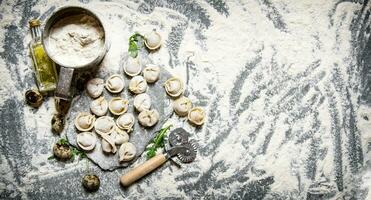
[1, 0, 371, 199]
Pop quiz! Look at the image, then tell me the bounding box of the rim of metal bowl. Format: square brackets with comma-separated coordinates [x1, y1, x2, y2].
[42, 6, 108, 69]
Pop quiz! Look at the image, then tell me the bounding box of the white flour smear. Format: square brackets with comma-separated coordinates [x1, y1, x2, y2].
[0, 0, 370, 199]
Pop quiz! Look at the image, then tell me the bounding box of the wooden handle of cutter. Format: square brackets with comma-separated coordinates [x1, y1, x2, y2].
[120, 154, 167, 187]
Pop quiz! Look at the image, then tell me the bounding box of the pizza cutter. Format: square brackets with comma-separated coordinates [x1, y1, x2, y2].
[120, 128, 197, 187]
[166, 128, 198, 164]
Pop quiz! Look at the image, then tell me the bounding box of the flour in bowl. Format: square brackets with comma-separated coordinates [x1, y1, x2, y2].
[48, 14, 104, 66]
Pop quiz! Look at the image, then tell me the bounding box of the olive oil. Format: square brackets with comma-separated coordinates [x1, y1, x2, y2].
[29, 19, 58, 93]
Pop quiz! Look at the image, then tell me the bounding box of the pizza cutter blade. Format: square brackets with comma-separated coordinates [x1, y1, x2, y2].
[176, 140, 197, 163]
[167, 128, 197, 164]
[168, 127, 190, 146]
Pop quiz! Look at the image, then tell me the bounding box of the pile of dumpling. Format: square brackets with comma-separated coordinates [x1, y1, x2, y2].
[164, 78, 206, 126]
[73, 57, 162, 163]
[73, 53, 205, 163]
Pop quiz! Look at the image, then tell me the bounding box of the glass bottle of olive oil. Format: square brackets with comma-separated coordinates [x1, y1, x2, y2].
[29, 19, 58, 93]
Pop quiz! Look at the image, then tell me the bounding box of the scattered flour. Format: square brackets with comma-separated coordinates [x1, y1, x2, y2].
[0, 59, 14, 108]
[1, 0, 369, 198]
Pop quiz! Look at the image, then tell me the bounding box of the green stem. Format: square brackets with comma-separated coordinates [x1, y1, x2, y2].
[146, 124, 172, 159]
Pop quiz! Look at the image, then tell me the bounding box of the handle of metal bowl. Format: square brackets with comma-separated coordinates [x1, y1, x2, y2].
[55, 67, 74, 100]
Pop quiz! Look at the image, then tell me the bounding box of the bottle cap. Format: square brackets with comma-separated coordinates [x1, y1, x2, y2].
[29, 19, 41, 27]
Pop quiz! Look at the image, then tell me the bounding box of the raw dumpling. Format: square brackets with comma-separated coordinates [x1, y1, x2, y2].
[94, 116, 115, 135]
[129, 76, 147, 94]
[133, 93, 151, 112]
[86, 78, 104, 98]
[173, 96, 192, 117]
[164, 77, 184, 97]
[108, 97, 129, 115]
[138, 109, 159, 127]
[116, 113, 135, 132]
[101, 134, 117, 154]
[124, 57, 142, 77]
[76, 132, 96, 151]
[118, 142, 136, 162]
[143, 64, 160, 83]
[188, 107, 205, 126]
[144, 30, 161, 50]
[74, 112, 95, 131]
[90, 96, 108, 116]
[111, 127, 129, 145]
[105, 74, 125, 93]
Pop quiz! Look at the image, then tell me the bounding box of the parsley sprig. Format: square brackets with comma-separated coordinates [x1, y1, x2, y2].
[71, 146, 87, 160]
[56, 138, 68, 145]
[146, 124, 172, 159]
[128, 33, 144, 58]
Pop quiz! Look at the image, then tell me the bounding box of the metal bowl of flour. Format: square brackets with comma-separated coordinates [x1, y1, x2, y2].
[42, 6, 109, 99]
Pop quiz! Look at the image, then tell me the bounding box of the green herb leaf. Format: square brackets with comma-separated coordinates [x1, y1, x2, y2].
[128, 33, 144, 58]
[146, 149, 156, 159]
[146, 124, 172, 159]
[128, 42, 138, 58]
[57, 138, 69, 146]
[80, 153, 87, 159]
[48, 155, 55, 160]
[71, 146, 86, 160]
